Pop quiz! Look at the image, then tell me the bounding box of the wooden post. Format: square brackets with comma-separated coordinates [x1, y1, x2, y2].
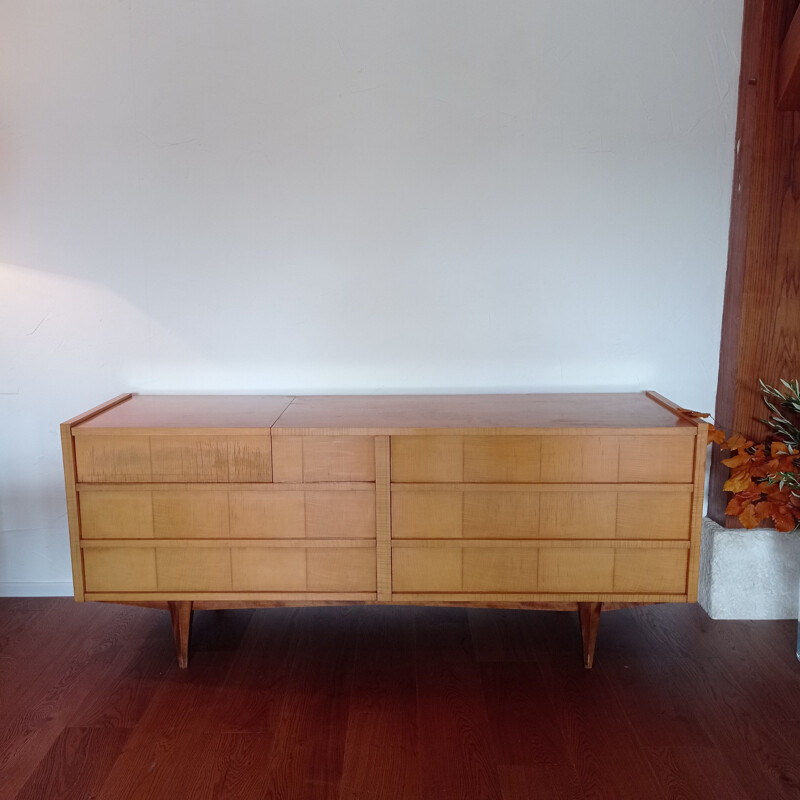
[709, 0, 800, 525]
[168, 601, 193, 669]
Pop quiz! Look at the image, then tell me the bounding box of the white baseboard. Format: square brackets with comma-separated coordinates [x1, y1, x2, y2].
[0, 582, 74, 598]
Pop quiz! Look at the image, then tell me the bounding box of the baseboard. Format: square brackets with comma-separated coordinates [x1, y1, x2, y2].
[0, 582, 74, 598]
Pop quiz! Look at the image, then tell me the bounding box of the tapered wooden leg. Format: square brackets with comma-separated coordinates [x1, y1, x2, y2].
[578, 602, 602, 669]
[168, 601, 193, 669]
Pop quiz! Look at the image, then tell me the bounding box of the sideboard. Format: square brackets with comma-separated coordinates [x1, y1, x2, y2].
[61, 392, 708, 669]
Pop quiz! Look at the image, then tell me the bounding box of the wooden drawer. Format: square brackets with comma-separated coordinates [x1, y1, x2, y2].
[79, 487, 375, 540]
[391, 487, 693, 540]
[83, 547, 158, 592]
[83, 543, 377, 593]
[230, 488, 375, 538]
[391, 543, 688, 595]
[231, 545, 376, 592]
[390, 435, 694, 484]
[75, 435, 272, 483]
[272, 436, 376, 482]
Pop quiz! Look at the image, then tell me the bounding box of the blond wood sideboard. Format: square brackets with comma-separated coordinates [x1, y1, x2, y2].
[61, 392, 708, 669]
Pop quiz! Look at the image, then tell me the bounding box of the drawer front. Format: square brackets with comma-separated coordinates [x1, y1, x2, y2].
[231, 546, 377, 592]
[83, 544, 377, 593]
[272, 436, 376, 482]
[84, 545, 240, 594]
[390, 435, 694, 484]
[75, 435, 272, 483]
[156, 547, 233, 591]
[391, 544, 688, 595]
[80, 487, 375, 540]
[83, 547, 158, 592]
[391, 488, 693, 540]
[230, 489, 375, 538]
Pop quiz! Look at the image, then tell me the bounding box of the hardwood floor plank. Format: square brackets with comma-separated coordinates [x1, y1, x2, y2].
[0, 604, 149, 798]
[644, 746, 752, 800]
[2, 599, 800, 800]
[537, 657, 671, 800]
[0, 597, 57, 643]
[415, 608, 504, 800]
[340, 607, 420, 800]
[253, 606, 360, 799]
[596, 621, 713, 748]
[66, 641, 176, 729]
[13, 727, 130, 800]
[101, 650, 234, 738]
[0, 600, 104, 717]
[96, 728, 228, 800]
[479, 661, 570, 767]
[190, 608, 256, 654]
[196, 607, 301, 734]
[468, 607, 552, 664]
[208, 733, 282, 800]
[497, 764, 584, 800]
[624, 606, 800, 799]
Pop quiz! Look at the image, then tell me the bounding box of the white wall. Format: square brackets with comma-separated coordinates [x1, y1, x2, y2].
[0, 0, 742, 595]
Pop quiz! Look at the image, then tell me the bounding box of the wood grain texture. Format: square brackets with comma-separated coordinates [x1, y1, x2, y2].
[391, 487, 693, 541]
[13, 727, 131, 800]
[392, 543, 688, 597]
[63, 391, 706, 667]
[272, 435, 376, 482]
[83, 547, 158, 592]
[392, 434, 694, 484]
[73, 394, 292, 431]
[59, 425, 85, 600]
[340, 607, 420, 798]
[271, 392, 697, 434]
[578, 601, 602, 669]
[168, 601, 192, 669]
[5, 600, 800, 800]
[710, 0, 800, 524]
[374, 436, 392, 601]
[778, 3, 800, 109]
[414, 608, 504, 799]
[686, 423, 710, 601]
[75, 436, 272, 483]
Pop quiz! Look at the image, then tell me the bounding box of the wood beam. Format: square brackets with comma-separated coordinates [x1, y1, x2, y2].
[709, 0, 800, 525]
[778, 5, 800, 109]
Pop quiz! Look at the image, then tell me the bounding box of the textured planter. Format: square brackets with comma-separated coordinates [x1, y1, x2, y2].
[699, 517, 800, 619]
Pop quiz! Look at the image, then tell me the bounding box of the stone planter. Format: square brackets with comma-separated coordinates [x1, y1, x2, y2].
[699, 517, 800, 619]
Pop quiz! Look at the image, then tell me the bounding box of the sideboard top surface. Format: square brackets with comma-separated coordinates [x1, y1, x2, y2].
[73, 395, 293, 431]
[70, 392, 700, 436]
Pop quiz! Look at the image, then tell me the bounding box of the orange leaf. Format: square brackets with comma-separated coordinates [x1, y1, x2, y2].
[738, 503, 761, 529]
[772, 506, 795, 532]
[753, 501, 773, 520]
[771, 441, 791, 457]
[723, 471, 754, 494]
[725, 433, 753, 451]
[726, 495, 751, 516]
[707, 427, 726, 445]
[722, 453, 751, 469]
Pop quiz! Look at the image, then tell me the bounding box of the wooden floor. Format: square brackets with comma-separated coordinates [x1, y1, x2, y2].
[1, 599, 799, 800]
